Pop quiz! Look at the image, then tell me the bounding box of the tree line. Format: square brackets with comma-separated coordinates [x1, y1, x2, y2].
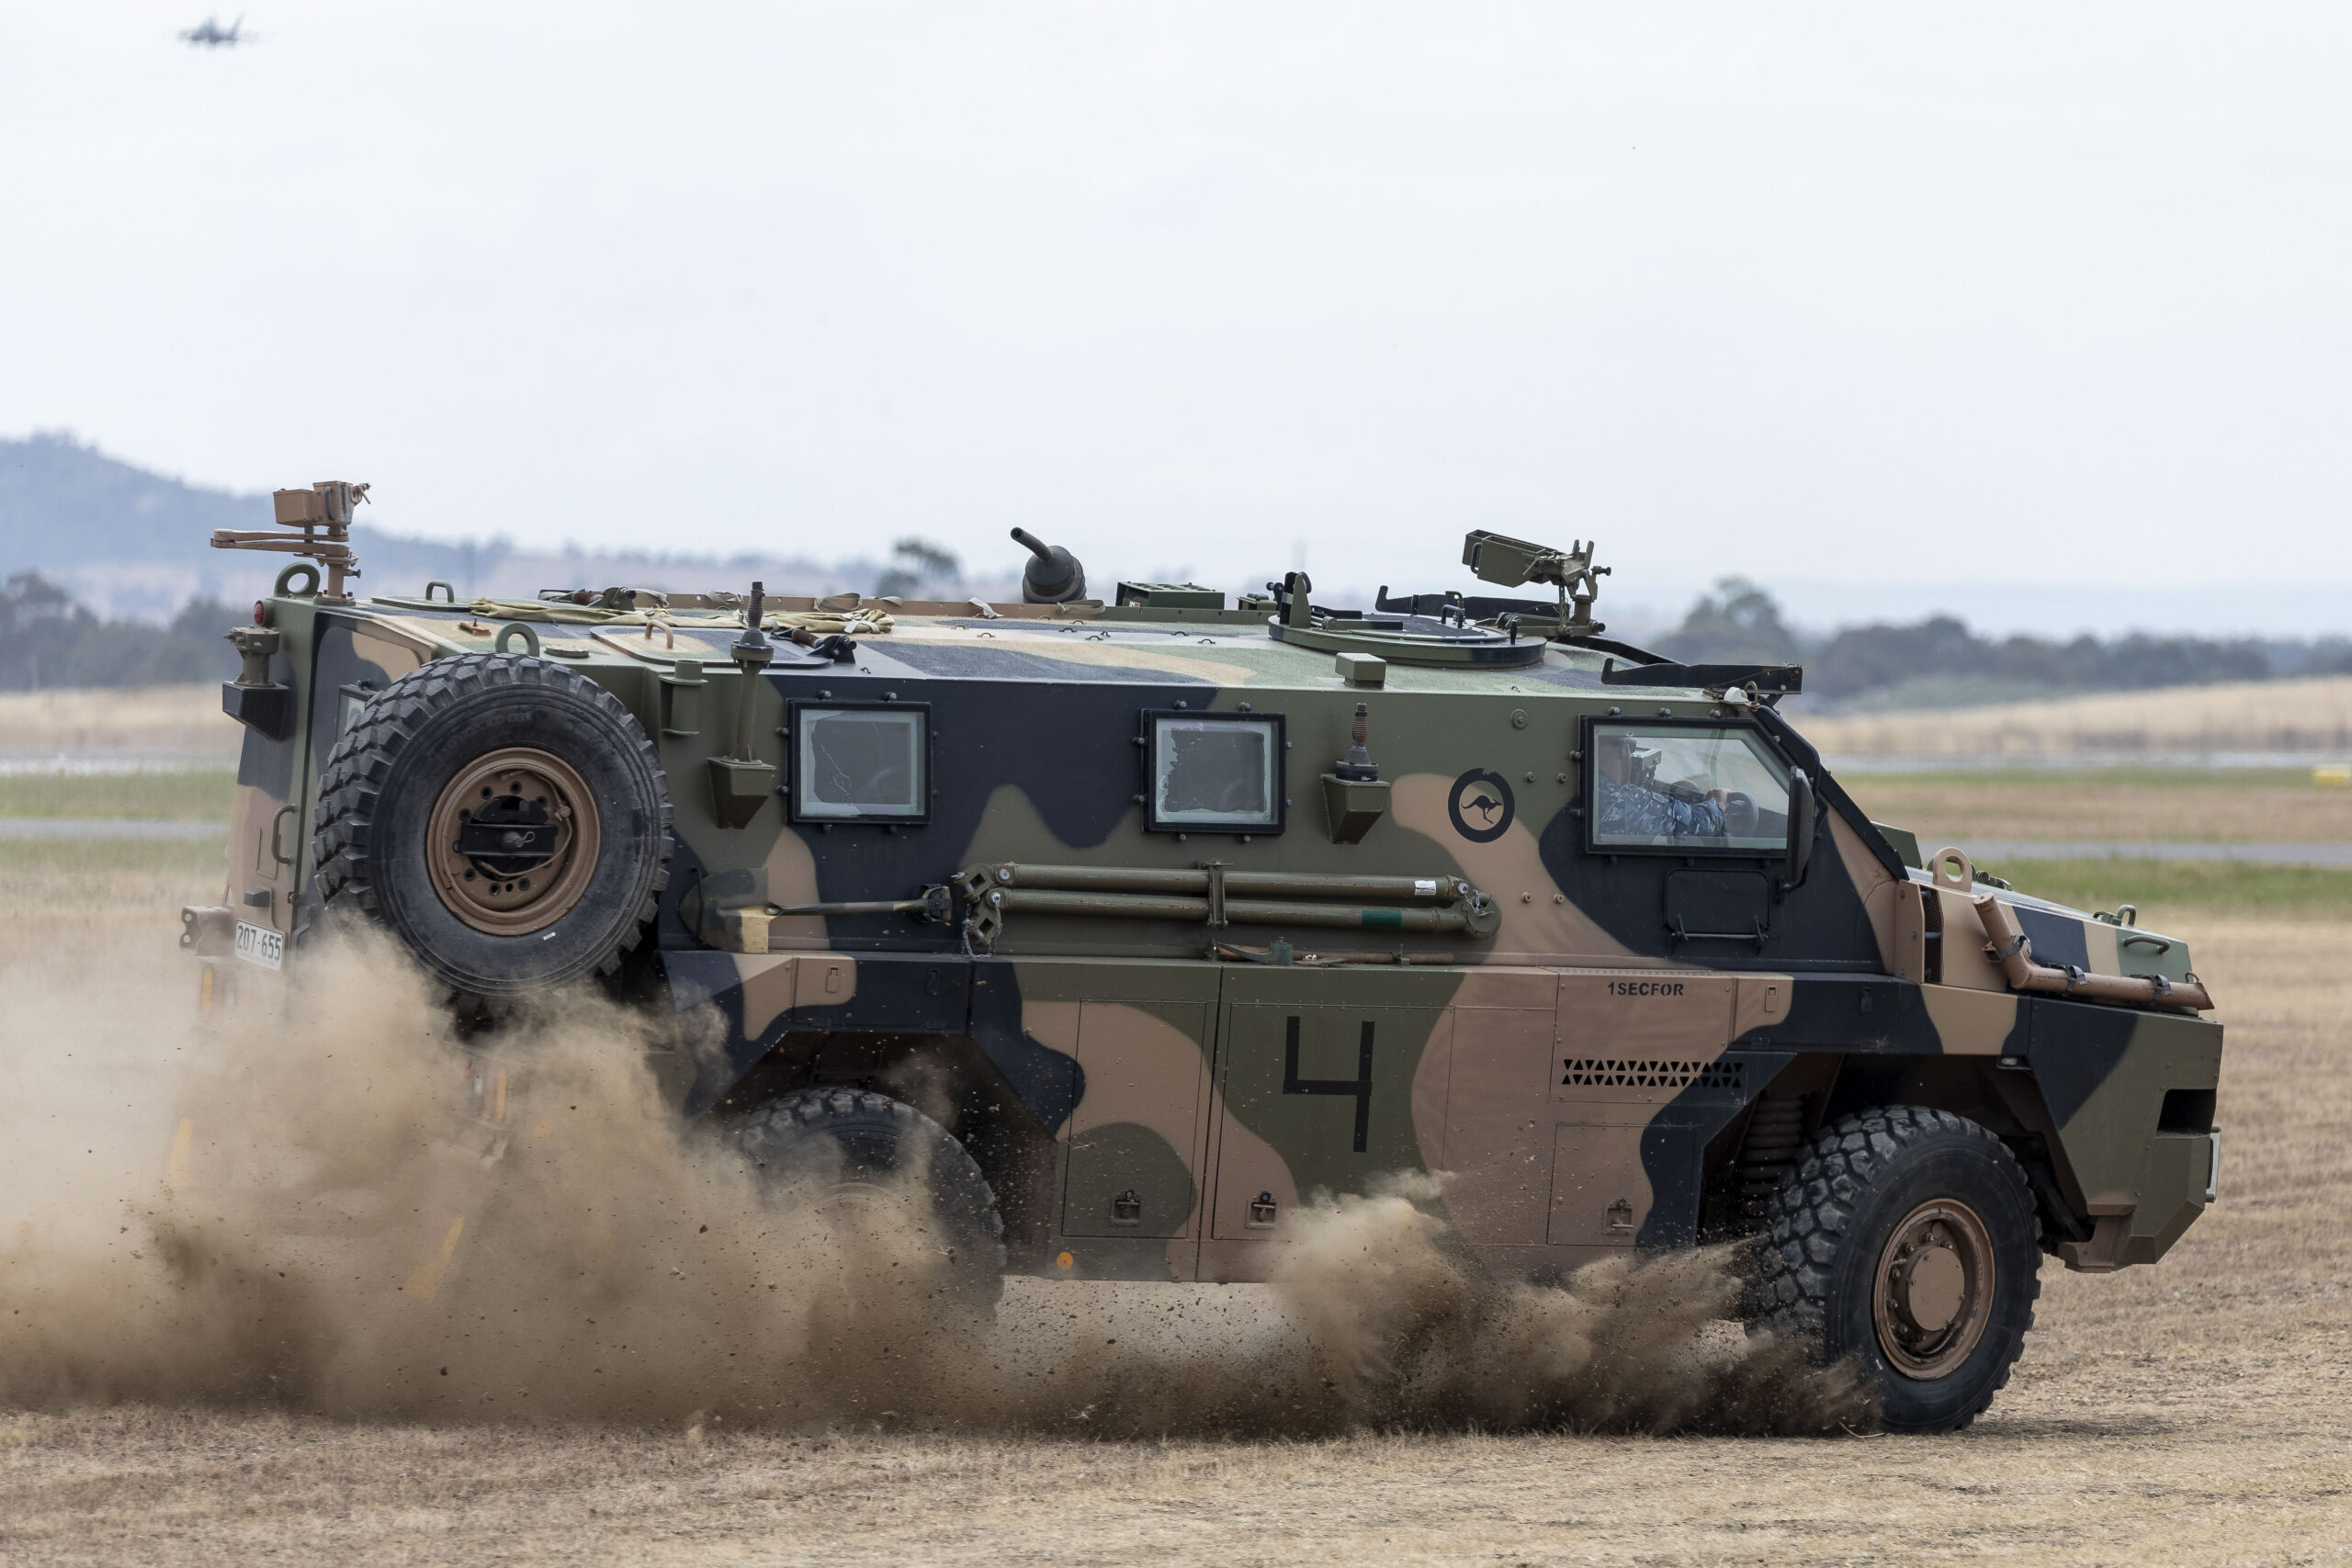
[2, 565, 2344, 706]
[0, 572, 240, 692]
[1657, 578, 2348, 706]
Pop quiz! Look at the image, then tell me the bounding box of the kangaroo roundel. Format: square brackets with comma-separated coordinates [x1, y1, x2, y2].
[1448, 768, 1515, 842]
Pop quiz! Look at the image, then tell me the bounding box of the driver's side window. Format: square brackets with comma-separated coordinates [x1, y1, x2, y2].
[1587, 721, 1792, 852]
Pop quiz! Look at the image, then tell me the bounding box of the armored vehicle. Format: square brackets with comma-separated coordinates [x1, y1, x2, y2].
[180, 486, 2223, 1432]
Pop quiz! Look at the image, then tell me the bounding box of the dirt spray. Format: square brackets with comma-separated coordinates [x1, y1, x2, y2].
[0, 930, 1867, 1437]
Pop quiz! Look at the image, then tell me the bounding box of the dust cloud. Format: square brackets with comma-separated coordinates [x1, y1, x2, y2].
[0, 929, 1867, 1438]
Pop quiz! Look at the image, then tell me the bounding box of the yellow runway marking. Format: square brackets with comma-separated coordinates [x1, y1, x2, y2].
[164, 1118, 194, 1190]
[403, 1215, 467, 1301]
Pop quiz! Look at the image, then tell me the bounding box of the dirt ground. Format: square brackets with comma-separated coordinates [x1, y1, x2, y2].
[2, 881, 2346, 1563]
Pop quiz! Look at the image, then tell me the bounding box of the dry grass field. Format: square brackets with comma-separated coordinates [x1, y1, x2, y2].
[1799, 675, 2352, 759]
[0, 683, 240, 758]
[1841, 767, 2352, 844]
[0, 768, 234, 819]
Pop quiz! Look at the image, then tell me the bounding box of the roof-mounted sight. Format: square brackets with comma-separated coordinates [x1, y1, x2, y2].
[1461, 530, 1608, 637]
[1012, 527, 1088, 604]
[212, 480, 370, 604]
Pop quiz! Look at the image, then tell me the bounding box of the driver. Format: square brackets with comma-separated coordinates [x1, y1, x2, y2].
[1595, 732, 1727, 838]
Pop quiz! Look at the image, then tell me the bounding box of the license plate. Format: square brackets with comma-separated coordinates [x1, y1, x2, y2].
[234, 919, 284, 971]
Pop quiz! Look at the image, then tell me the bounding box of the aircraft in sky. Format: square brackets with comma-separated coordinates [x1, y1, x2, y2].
[179, 16, 251, 48]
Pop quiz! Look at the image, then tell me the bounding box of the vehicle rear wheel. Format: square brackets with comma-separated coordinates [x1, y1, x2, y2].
[1754, 1105, 2040, 1433]
[315, 652, 673, 995]
[731, 1088, 1005, 1315]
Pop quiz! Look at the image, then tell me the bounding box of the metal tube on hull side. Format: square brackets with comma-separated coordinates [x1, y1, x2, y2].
[989, 865, 1205, 894]
[1224, 872, 1464, 901]
[992, 889, 1207, 919]
[1973, 895, 2215, 1011]
[1226, 898, 1471, 931]
[988, 887, 1476, 931]
[986, 863, 1465, 902]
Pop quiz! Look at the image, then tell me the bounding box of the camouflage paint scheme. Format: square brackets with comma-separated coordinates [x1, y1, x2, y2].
[196, 576, 2222, 1284]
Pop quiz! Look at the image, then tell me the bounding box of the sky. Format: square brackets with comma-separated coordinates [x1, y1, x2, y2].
[4, 3, 2349, 637]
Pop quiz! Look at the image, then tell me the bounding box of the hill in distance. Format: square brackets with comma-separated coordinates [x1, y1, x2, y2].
[0, 433, 1003, 621]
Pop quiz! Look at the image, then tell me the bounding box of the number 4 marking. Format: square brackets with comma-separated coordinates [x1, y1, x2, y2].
[1283, 1015, 1374, 1153]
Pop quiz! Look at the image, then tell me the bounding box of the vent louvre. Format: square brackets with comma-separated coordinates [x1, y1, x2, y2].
[1561, 1058, 1744, 1090]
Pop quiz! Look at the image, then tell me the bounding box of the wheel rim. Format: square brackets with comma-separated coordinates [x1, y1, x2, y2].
[1871, 1198, 1996, 1380]
[425, 747, 601, 936]
[815, 1181, 922, 1224]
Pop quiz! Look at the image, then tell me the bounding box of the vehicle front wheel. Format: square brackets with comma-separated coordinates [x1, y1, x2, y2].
[1755, 1105, 2041, 1433]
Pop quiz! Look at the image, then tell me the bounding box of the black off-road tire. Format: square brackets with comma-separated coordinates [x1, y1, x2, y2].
[314, 652, 673, 996]
[1755, 1105, 2041, 1434]
[733, 1088, 1006, 1314]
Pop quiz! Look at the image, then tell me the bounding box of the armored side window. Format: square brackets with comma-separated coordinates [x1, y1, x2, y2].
[790, 702, 930, 824]
[1143, 710, 1284, 834]
[1583, 718, 1790, 854]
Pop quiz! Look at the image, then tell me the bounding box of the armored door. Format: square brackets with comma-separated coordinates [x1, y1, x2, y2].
[1206, 968, 1456, 1245]
[1433, 968, 1562, 1247]
[1059, 999, 1213, 1241]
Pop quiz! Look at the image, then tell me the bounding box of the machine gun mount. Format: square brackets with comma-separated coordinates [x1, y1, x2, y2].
[1460, 530, 1609, 637]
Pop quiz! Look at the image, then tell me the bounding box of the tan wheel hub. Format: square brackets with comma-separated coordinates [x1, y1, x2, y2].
[1872, 1199, 1996, 1380]
[426, 748, 600, 936]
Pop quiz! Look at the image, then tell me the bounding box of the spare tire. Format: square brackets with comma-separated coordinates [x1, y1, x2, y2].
[314, 652, 673, 995]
